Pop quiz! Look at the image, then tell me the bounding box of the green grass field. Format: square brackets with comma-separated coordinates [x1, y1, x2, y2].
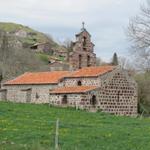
[0, 101, 150, 150]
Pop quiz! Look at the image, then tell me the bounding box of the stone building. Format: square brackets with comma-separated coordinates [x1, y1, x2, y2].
[0, 23, 138, 116]
[1, 65, 138, 116]
[1, 71, 70, 103]
[69, 23, 96, 70]
[30, 42, 52, 53]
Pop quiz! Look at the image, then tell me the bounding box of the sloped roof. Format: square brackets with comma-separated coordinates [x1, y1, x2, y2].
[50, 86, 99, 94]
[4, 71, 70, 85]
[68, 66, 115, 78]
[4, 66, 116, 85]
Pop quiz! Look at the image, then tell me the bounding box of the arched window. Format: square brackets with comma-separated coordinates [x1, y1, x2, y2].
[87, 55, 90, 67]
[83, 36, 86, 47]
[79, 55, 82, 69]
[62, 95, 68, 104]
[90, 95, 97, 105]
[77, 80, 82, 86]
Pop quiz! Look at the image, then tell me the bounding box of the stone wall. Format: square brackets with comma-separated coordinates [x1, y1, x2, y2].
[61, 77, 101, 87]
[50, 68, 138, 116]
[69, 52, 96, 70]
[49, 94, 83, 108]
[0, 89, 7, 101]
[60, 72, 112, 87]
[4, 84, 57, 103]
[96, 70, 138, 116]
[49, 62, 70, 71]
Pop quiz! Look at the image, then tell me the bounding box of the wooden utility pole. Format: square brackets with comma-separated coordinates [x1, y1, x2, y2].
[55, 119, 59, 150]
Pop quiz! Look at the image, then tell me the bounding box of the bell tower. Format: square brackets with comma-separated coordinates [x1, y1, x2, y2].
[69, 23, 96, 70]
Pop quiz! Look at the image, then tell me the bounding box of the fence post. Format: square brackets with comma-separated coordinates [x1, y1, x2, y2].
[55, 118, 59, 150]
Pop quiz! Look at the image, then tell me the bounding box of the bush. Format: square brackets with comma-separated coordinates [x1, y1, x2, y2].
[135, 72, 150, 114]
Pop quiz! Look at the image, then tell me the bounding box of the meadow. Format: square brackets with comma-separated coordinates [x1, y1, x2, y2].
[0, 101, 150, 150]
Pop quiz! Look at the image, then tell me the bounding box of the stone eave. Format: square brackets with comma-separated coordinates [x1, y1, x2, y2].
[50, 92, 87, 95]
[49, 88, 99, 95]
[64, 71, 112, 79]
[64, 75, 99, 79]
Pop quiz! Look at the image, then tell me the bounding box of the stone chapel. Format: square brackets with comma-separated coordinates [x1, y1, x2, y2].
[0, 23, 138, 116]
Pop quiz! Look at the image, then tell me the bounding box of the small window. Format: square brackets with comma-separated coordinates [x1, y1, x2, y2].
[83, 48, 86, 51]
[36, 92, 39, 99]
[79, 55, 82, 69]
[77, 81, 82, 86]
[87, 55, 90, 67]
[62, 95, 68, 104]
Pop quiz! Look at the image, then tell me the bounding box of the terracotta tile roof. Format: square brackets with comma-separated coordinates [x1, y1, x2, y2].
[4, 66, 116, 85]
[68, 65, 115, 78]
[4, 71, 70, 85]
[50, 86, 99, 94]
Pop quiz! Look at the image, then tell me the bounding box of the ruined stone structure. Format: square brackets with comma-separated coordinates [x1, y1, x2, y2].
[53, 49, 68, 61]
[30, 42, 52, 53]
[69, 23, 96, 70]
[1, 66, 138, 116]
[49, 62, 70, 71]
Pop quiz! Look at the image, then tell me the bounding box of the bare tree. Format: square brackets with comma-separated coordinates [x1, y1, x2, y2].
[96, 57, 102, 66]
[63, 38, 72, 62]
[127, 0, 150, 72]
[96, 57, 108, 66]
[119, 56, 136, 76]
[127, 1, 150, 113]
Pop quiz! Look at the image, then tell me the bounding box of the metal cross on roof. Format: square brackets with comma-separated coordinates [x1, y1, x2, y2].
[81, 22, 85, 31]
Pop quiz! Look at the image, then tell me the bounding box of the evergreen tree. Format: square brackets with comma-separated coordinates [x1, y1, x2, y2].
[111, 52, 119, 66]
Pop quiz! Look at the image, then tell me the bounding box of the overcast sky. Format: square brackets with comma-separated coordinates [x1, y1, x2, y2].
[0, 0, 143, 61]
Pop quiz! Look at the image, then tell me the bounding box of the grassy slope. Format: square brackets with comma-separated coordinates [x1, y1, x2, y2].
[0, 22, 59, 47]
[0, 102, 150, 150]
[0, 22, 32, 32]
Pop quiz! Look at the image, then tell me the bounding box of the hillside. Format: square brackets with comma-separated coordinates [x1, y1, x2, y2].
[0, 22, 68, 80]
[0, 101, 150, 150]
[0, 22, 59, 49]
[0, 32, 49, 80]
